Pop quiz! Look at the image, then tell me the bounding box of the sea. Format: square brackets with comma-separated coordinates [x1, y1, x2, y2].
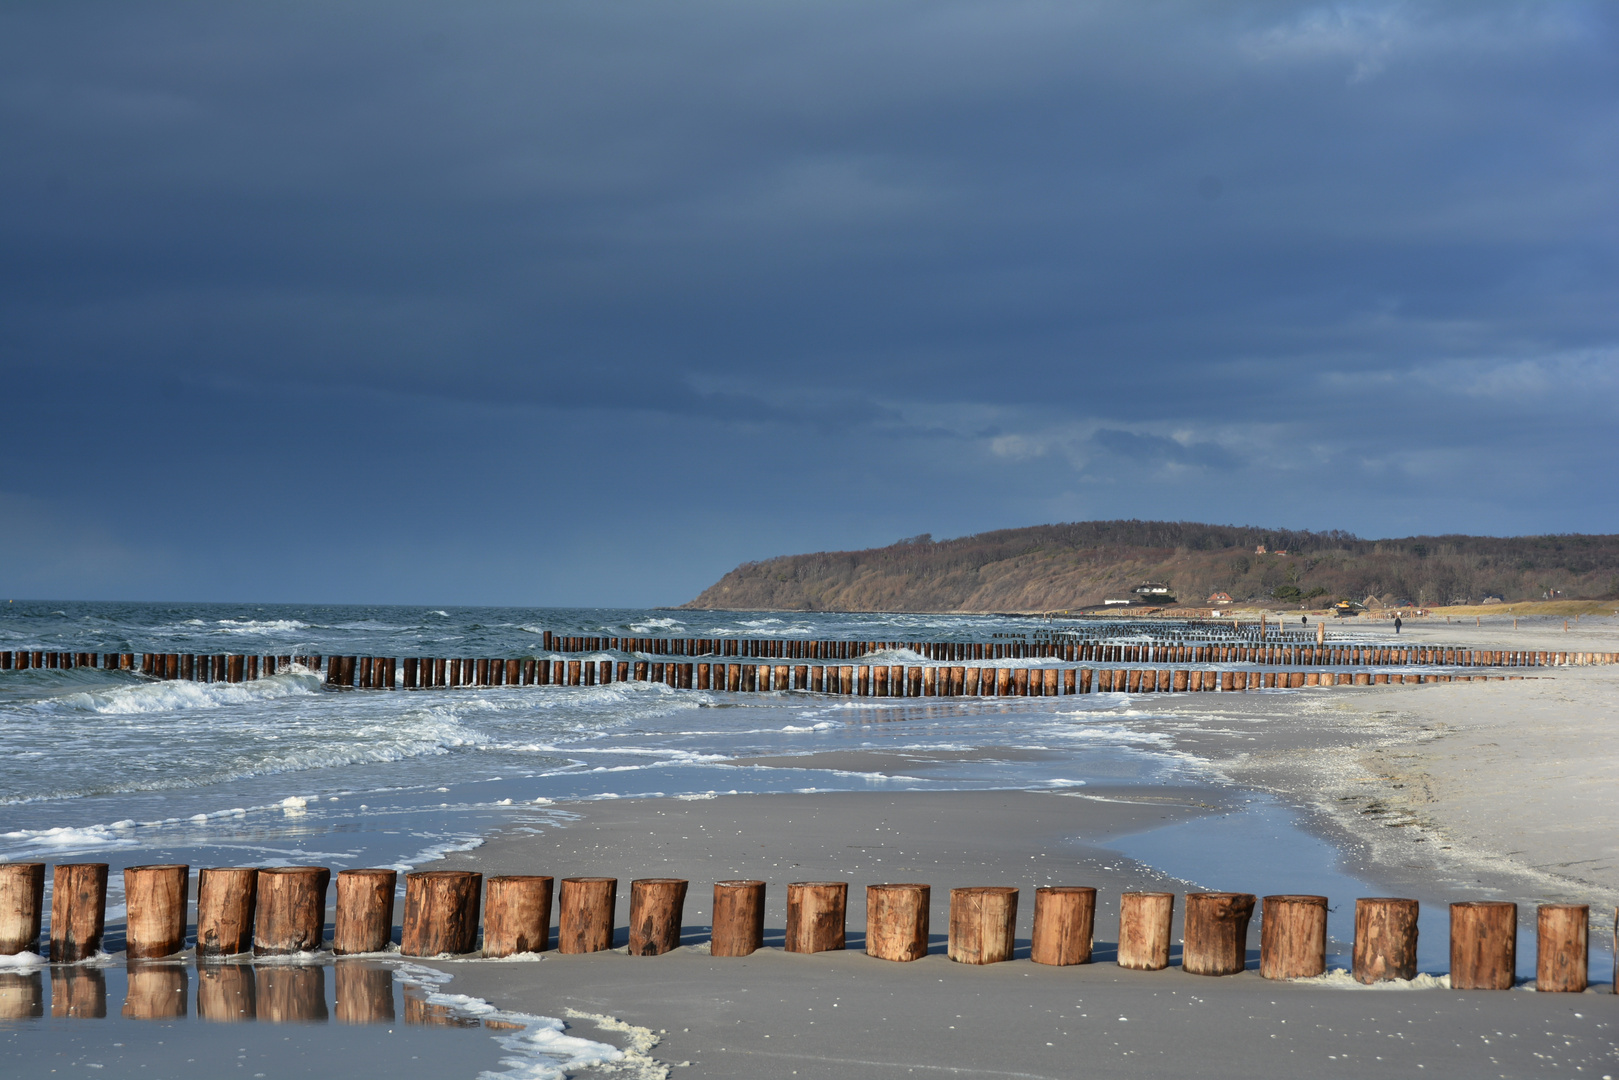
[0, 600, 1473, 1078]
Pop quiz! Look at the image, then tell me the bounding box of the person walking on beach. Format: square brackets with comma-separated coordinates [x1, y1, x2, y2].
[1394, 615, 1402, 634]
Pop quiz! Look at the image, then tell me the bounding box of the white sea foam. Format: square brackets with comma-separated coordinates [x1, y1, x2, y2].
[0, 950, 44, 968]
[1293, 968, 1451, 990]
[0, 825, 141, 855]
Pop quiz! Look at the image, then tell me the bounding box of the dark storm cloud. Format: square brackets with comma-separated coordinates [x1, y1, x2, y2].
[1, 1, 1615, 604]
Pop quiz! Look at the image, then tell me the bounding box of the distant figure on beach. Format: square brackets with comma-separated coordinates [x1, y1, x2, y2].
[1301, 616, 1307, 626]
[1394, 616, 1403, 633]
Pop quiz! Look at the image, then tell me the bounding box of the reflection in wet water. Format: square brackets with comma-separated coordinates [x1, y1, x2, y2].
[256, 964, 329, 1023]
[124, 962, 187, 1020]
[196, 962, 255, 1022]
[51, 966, 106, 1018]
[334, 961, 394, 1024]
[0, 970, 43, 1019]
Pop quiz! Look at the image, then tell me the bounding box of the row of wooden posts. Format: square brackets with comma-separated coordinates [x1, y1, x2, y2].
[0, 864, 1594, 992]
[541, 633, 1615, 669]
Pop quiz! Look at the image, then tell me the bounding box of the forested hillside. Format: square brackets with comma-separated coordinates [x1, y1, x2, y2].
[682, 521, 1619, 612]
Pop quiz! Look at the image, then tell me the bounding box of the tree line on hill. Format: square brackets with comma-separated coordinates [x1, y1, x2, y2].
[682, 520, 1619, 612]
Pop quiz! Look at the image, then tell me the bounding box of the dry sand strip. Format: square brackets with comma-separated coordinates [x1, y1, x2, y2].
[421, 791, 1619, 1079]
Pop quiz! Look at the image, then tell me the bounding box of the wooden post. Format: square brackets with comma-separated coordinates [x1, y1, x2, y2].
[1031, 885, 1094, 966]
[332, 869, 397, 955]
[196, 868, 257, 959]
[49, 863, 108, 963]
[711, 880, 765, 957]
[1260, 895, 1327, 979]
[1536, 903, 1587, 993]
[1451, 901, 1516, 990]
[628, 878, 688, 956]
[785, 881, 847, 953]
[1353, 897, 1420, 983]
[195, 962, 256, 1022]
[949, 886, 1018, 965]
[253, 866, 330, 955]
[557, 877, 617, 954]
[122, 962, 188, 1020]
[401, 871, 482, 956]
[1183, 892, 1255, 976]
[124, 864, 189, 959]
[866, 884, 930, 962]
[483, 875, 553, 957]
[0, 863, 45, 956]
[334, 961, 395, 1023]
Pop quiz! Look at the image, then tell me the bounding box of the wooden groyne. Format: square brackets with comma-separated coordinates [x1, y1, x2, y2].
[0, 861, 1596, 995]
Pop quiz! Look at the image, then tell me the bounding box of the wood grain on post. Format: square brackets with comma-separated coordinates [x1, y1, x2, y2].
[1118, 892, 1174, 970]
[124, 864, 189, 959]
[334, 961, 395, 1023]
[49, 863, 109, 963]
[1536, 903, 1587, 993]
[196, 868, 257, 959]
[949, 887, 1018, 965]
[1031, 886, 1094, 966]
[628, 878, 688, 956]
[1451, 901, 1516, 990]
[785, 881, 847, 954]
[557, 877, 617, 954]
[866, 884, 930, 962]
[122, 962, 187, 1020]
[1183, 892, 1255, 976]
[333, 868, 397, 955]
[253, 866, 330, 956]
[484, 875, 553, 957]
[401, 871, 482, 956]
[1259, 895, 1327, 979]
[1353, 898, 1419, 983]
[0, 862, 45, 955]
[195, 962, 255, 1022]
[711, 880, 765, 957]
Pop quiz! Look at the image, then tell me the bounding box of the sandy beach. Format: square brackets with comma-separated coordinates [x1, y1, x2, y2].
[401, 617, 1619, 1077]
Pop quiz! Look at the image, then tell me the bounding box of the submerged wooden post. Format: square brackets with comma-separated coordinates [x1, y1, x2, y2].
[1353, 898, 1419, 983]
[1536, 903, 1587, 993]
[1030, 885, 1094, 966]
[628, 878, 688, 956]
[196, 867, 258, 959]
[557, 877, 617, 954]
[1118, 892, 1174, 970]
[0, 863, 45, 956]
[711, 880, 765, 957]
[333, 868, 397, 955]
[949, 886, 1018, 965]
[785, 882, 847, 953]
[49, 863, 109, 963]
[254, 867, 330, 955]
[1451, 901, 1516, 990]
[124, 864, 189, 959]
[484, 875, 554, 957]
[401, 871, 482, 956]
[1183, 892, 1255, 976]
[866, 884, 930, 962]
[1260, 894, 1327, 979]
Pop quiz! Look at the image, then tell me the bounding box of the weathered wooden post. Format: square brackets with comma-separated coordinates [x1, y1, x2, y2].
[1260, 895, 1327, 979]
[1031, 885, 1094, 966]
[949, 887, 1018, 965]
[483, 875, 553, 957]
[401, 871, 482, 956]
[1183, 892, 1255, 976]
[628, 879, 688, 956]
[1451, 901, 1516, 990]
[124, 864, 189, 958]
[711, 880, 765, 957]
[333, 869, 397, 955]
[866, 884, 930, 962]
[253, 866, 330, 955]
[0, 863, 45, 956]
[1536, 903, 1587, 993]
[50, 863, 109, 963]
[1355, 898, 1419, 984]
[557, 877, 617, 953]
[785, 882, 847, 953]
[196, 868, 257, 959]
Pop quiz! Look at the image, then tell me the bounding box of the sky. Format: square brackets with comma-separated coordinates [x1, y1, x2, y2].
[2, 1, 1616, 607]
